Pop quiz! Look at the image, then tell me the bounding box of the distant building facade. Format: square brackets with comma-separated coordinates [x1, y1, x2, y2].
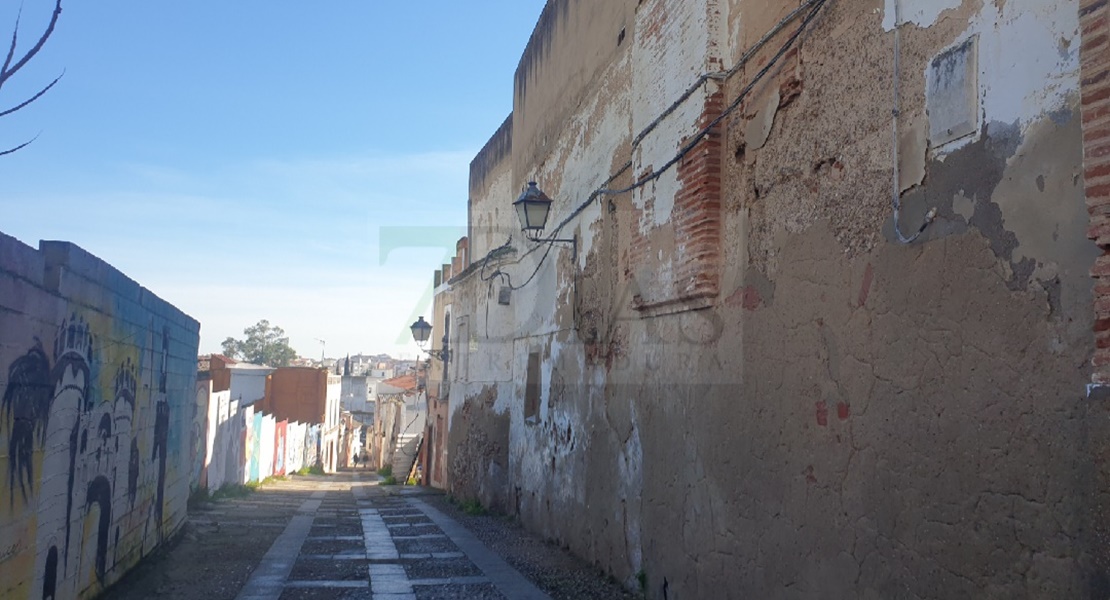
[261, 367, 342, 473]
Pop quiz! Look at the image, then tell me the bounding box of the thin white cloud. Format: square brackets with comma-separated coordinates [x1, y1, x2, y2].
[3, 148, 475, 360]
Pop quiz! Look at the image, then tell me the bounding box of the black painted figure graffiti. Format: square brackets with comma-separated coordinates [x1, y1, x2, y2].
[1, 340, 52, 506]
[33, 314, 94, 599]
[116, 358, 140, 509]
[86, 475, 112, 580]
[42, 546, 57, 600]
[0, 312, 180, 597]
[152, 326, 171, 543]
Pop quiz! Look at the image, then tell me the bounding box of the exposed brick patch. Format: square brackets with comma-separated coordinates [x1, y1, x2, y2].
[675, 89, 724, 300]
[630, 90, 724, 310]
[1082, 0, 1110, 382]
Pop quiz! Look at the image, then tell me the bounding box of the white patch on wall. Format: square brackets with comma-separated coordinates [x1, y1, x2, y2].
[631, 0, 713, 229]
[918, 0, 1080, 156]
[927, 35, 979, 148]
[618, 411, 643, 573]
[975, 0, 1079, 130]
[882, 0, 963, 31]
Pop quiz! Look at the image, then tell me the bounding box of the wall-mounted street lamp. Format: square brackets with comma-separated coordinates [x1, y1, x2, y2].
[513, 181, 577, 256]
[410, 316, 449, 362]
[511, 182, 580, 326]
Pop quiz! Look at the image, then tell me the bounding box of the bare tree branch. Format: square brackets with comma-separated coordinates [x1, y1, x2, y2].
[0, 0, 61, 90]
[0, 1, 63, 156]
[1, 5, 23, 79]
[0, 69, 60, 118]
[0, 132, 40, 156]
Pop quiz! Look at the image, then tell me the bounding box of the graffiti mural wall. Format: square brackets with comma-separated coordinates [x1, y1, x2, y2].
[190, 380, 210, 493]
[0, 235, 200, 600]
[273, 420, 287, 477]
[203, 390, 231, 491]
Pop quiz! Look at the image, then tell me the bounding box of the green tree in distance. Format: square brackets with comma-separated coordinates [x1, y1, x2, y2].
[221, 320, 297, 367]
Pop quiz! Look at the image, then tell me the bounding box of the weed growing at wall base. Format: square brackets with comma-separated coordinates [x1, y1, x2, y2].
[187, 487, 210, 509]
[447, 495, 488, 516]
[210, 484, 255, 501]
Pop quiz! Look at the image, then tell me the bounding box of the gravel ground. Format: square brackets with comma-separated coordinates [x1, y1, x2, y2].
[102, 478, 324, 599]
[402, 557, 483, 579]
[413, 583, 505, 599]
[420, 495, 642, 600]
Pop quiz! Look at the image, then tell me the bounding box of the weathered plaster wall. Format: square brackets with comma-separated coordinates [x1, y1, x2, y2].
[446, 180, 516, 510]
[513, 0, 638, 177]
[469, 117, 517, 262]
[452, 0, 1105, 597]
[0, 233, 200, 600]
[665, 0, 1097, 595]
[1080, 0, 1110, 386]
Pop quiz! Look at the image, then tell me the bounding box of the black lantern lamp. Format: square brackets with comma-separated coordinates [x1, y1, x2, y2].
[410, 316, 432, 346]
[409, 316, 448, 362]
[513, 182, 553, 240]
[512, 181, 577, 260]
[509, 182, 579, 325]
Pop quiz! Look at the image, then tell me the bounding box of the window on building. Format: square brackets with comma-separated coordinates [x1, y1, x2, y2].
[456, 316, 470, 380]
[443, 311, 451, 382]
[525, 352, 541, 421]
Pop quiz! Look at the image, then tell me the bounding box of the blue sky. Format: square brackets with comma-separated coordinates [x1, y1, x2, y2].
[0, 1, 545, 360]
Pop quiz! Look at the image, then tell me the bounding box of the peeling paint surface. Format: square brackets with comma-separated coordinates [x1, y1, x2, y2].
[883, 0, 965, 31]
[439, 0, 1103, 598]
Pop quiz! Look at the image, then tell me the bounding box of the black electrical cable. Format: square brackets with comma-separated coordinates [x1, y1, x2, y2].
[548, 0, 829, 238]
[466, 0, 832, 291]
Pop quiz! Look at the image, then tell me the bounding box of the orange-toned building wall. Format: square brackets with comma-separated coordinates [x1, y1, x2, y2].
[209, 354, 234, 393]
[261, 367, 328, 425]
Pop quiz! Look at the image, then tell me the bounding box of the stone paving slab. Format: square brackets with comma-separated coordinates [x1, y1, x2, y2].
[289, 557, 371, 581]
[231, 473, 553, 600]
[235, 497, 321, 600]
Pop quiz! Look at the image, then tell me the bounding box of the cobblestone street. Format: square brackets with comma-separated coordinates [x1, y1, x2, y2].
[101, 471, 637, 600]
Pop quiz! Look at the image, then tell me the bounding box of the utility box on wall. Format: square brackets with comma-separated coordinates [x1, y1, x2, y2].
[927, 35, 980, 148]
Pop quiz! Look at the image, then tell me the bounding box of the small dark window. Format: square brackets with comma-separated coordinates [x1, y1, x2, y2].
[525, 352, 541, 420]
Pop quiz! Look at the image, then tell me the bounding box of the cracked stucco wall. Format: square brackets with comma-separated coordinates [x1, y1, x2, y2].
[446, 0, 1106, 597]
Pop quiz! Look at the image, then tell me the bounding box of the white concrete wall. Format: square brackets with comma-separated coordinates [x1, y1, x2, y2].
[229, 370, 268, 406]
